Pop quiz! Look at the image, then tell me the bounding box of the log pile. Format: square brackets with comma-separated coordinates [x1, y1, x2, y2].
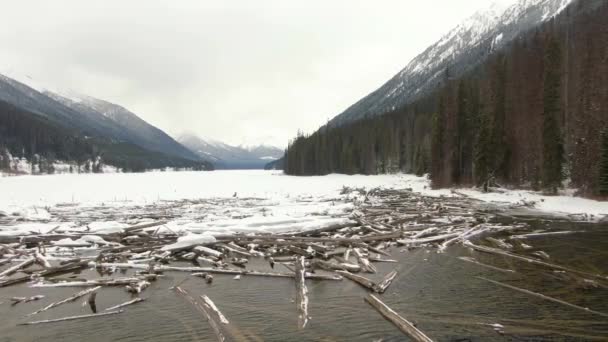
[0, 186, 604, 340]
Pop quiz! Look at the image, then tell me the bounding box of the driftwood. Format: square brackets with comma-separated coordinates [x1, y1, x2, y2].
[31, 276, 152, 288]
[336, 271, 377, 292]
[28, 286, 102, 316]
[105, 297, 145, 311]
[10, 295, 44, 306]
[294, 256, 309, 329]
[478, 277, 608, 318]
[153, 265, 343, 281]
[313, 259, 360, 273]
[365, 294, 433, 342]
[0, 257, 35, 278]
[19, 310, 124, 325]
[0, 260, 89, 288]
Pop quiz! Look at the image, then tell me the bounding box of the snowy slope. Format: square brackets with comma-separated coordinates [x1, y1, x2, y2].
[329, 0, 574, 126]
[178, 134, 283, 169]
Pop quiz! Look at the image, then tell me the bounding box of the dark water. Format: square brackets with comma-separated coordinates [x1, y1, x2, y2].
[1, 222, 607, 341]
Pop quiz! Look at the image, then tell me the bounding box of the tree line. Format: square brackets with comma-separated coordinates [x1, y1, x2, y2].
[285, 2, 608, 196]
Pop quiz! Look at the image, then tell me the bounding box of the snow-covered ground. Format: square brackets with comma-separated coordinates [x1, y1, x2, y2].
[1, 171, 607, 241]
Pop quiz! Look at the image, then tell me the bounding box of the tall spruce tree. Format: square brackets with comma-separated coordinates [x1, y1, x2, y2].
[541, 38, 565, 194]
[474, 112, 491, 190]
[599, 129, 608, 196]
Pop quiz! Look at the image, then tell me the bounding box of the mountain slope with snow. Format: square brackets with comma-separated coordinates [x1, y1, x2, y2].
[178, 134, 283, 169]
[48, 91, 201, 161]
[329, 0, 574, 126]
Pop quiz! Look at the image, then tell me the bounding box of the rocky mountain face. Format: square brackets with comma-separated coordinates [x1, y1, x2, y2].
[178, 134, 283, 169]
[328, 0, 574, 127]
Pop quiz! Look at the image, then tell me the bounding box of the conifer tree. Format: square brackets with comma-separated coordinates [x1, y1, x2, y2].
[474, 112, 491, 190]
[599, 129, 608, 196]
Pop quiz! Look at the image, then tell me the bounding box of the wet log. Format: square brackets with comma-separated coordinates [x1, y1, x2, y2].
[294, 256, 309, 329]
[87, 292, 97, 313]
[365, 294, 433, 342]
[19, 310, 124, 325]
[28, 286, 102, 316]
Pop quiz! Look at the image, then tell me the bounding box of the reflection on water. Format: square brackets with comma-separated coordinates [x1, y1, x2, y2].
[0, 221, 607, 341]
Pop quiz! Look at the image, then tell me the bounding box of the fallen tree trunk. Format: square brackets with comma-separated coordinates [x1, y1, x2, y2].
[365, 294, 433, 342]
[294, 256, 309, 329]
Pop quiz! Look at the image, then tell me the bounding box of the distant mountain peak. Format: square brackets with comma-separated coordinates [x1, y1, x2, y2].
[177, 134, 283, 169]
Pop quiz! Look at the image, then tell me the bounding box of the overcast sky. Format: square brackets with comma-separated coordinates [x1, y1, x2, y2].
[0, 0, 514, 148]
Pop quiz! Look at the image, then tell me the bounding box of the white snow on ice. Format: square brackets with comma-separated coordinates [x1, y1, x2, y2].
[1, 170, 607, 241]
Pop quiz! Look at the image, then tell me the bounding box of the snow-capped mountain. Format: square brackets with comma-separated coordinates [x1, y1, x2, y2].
[178, 134, 283, 169]
[329, 0, 574, 126]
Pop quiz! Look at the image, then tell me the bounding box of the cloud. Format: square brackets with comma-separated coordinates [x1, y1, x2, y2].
[0, 0, 508, 147]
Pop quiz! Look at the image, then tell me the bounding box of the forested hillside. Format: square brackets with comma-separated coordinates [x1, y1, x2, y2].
[0, 100, 212, 173]
[285, 0, 608, 196]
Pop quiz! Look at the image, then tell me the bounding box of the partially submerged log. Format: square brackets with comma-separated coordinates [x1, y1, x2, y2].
[478, 276, 608, 318]
[294, 256, 309, 329]
[465, 241, 607, 281]
[174, 287, 225, 342]
[336, 271, 377, 292]
[19, 310, 124, 325]
[365, 294, 433, 342]
[104, 297, 145, 311]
